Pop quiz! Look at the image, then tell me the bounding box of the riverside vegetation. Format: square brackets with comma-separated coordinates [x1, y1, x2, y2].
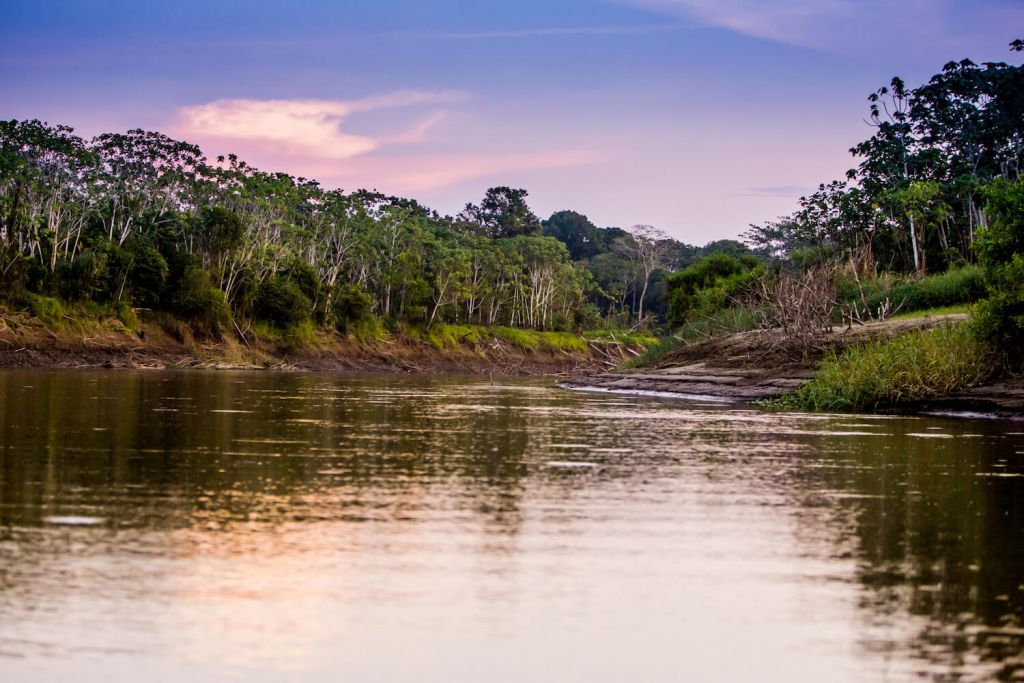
[622, 41, 1024, 412]
[1, 42, 1022, 404]
[0, 121, 734, 368]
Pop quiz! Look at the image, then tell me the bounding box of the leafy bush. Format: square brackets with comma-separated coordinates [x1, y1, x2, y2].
[253, 277, 312, 328]
[0, 250, 30, 301]
[125, 241, 169, 308]
[283, 261, 322, 319]
[332, 284, 373, 332]
[55, 250, 108, 302]
[666, 253, 762, 327]
[974, 178, 1024, 350]
[774, 323, 994, 411]
[172, 266, 230, 334]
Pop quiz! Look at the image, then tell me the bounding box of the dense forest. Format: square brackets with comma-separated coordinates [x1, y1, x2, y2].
[657, 40, 1024, 348]
[742, 41, 1023, 276]
[2, 41, 1021, 349]
[0, 119, 741, 338]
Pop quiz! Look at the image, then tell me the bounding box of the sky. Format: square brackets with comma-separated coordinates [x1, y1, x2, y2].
[1, 1, 1021, 245]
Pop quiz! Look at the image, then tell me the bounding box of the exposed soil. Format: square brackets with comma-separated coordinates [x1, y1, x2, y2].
[0, 311, 629, 377]
[562, 313, 1024, 417]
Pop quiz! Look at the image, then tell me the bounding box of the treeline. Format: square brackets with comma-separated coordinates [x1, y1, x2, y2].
[0, 122, 736, 336]
[744, 40, 1023, 276]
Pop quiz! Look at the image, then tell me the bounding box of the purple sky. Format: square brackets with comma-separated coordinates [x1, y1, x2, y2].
[2, 0, 1020, 243]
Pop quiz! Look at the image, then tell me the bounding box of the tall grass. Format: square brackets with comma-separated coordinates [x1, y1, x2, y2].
[837, 266, 985, 318]
[424, 323, 592, 353]
[772, 322, 995, 412]
[620, 308, 756, 369]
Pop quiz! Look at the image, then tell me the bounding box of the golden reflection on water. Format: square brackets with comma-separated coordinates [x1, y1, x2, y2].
[0, 370, 1022, 681]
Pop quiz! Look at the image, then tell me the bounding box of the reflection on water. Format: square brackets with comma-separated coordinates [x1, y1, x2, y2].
[0, 370, 1022, 681]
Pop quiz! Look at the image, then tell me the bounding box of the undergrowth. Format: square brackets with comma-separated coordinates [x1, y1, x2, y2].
[768, 322, 995, 412]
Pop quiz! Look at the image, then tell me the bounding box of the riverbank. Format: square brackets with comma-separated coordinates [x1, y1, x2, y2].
[561, 312, 1024, 417]
[0, 309, 646, 376]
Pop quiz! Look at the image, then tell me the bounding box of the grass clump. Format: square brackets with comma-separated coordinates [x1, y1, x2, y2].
[772, 322, 995, 412]
[425, 323, 482, 350]
[535, 331, 588, 353]
[421, 324, 593, 353]
[27, 294, 65, 328]
[582, 329, 658, 346]
[114, 302, 139, 330]
[490, 326, 540, 351]
[621, 308, 756, 369]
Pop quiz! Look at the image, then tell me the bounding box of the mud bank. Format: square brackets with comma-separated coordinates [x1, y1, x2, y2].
[0, 312, 630, 376]
[561, 313, 1024, 417]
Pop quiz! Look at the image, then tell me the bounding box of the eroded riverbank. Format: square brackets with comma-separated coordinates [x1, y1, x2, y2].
[561, 313, 1024, 417]
[0, 310, 637, 376]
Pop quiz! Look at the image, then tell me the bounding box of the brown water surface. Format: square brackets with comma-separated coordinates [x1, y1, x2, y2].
[1, 370, 1022, 681]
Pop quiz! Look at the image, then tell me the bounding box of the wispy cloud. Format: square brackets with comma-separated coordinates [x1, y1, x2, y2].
[175, 91, 464, 160]
[616, 0, 1023, 56]
[432, 23, 687, 40]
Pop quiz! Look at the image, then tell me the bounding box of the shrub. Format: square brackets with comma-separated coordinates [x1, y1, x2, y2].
[0, 250, 30, 301]
[974, 178, 1024, 350]
[172, 267, 230, 334]
[283, 261, 322, 319]
[620, 307, 756, 369]
[253, 277, 312, 328]
[55, 250, 108, 302]
[332, 284, 373, 332]
[666, 253, 762, 327]
[114, 301, 139, 330]
[125, 242, 169, 308]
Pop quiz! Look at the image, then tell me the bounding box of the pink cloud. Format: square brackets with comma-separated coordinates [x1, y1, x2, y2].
[170, 93, 600, 194]
[174, 91, 464, 160]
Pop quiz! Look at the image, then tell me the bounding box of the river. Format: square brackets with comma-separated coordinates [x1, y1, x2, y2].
[0, 370, 1022, 681]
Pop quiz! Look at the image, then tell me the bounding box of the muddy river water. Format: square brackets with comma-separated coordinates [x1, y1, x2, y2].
[1, 370, 1022, 681]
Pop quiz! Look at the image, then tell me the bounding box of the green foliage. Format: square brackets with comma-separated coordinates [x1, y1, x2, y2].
[774, 323, 994, 412]
[425, 323, 482, 350]
[27, 294, 64, 327]
[254, 277, 312, 328]
[195, 206, 245, 263]
[55, 250, 108, 302]
[543, 210, 605, 260]
[114, 301, 139, 330]
[332, 284, 373, 332]
[837, 266, 986, 317]
[280, 319, 317, 350]
[420, 324, 590, 353]
[0, 250, 30, 302]
[172, 267, 230, 334]
[490, 326, 540, 350]
[123, 240, 169, 308]
[666, 254, 762, 327]
[974, 178, 1024, 349]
